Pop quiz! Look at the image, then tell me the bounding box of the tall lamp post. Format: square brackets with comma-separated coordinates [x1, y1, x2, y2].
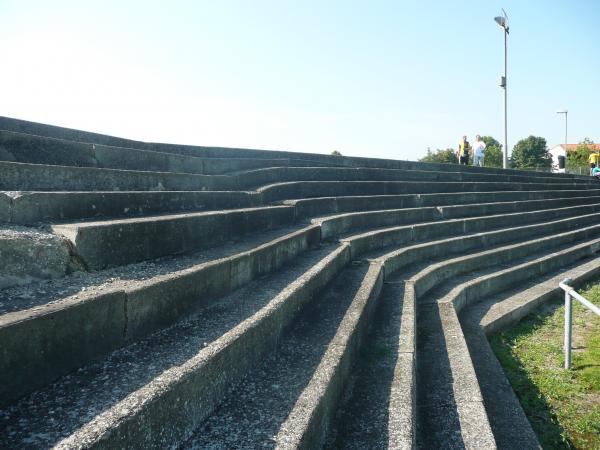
[494, 10, 509, 169]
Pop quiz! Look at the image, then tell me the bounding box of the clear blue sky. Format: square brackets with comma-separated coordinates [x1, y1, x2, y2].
[1, 0, 598, 160]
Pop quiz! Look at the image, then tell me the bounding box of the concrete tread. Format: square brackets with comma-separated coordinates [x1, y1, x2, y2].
[0, 244, 342, 449]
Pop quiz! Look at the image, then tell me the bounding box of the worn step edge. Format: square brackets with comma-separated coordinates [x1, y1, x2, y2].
[0, 160, 237, 192]
[286, 189, 600, 219]
[259, 180, 587, 202]
[413, 222, 600, 300]
[319, 197, 600, 240]
[480, 257, 600, 337]
[236, 166, 596, 190]
[344, 204, 600, 258]
[1, 190, 261, 226]
[459, 257, 600, 450]
[427, 237, 600, 449]
[374, 224, 600, 449]
[0, 225, 320, 406]
[53, 244, 350, 449]
[52, 205, 296, 270]
[274, 261, 384, 449]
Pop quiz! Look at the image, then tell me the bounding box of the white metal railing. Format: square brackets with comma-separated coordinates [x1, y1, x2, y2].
[559, 278, 600, 369]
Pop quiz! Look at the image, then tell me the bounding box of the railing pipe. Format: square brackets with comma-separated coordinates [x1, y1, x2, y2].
[559, 277, 600, 369]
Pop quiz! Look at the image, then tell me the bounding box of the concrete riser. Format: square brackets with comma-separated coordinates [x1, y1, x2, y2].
[290, 190, 600, 219]
[70, 245, 350, 449]
[1, 116, 592, 182]
[277, 263, 384, 449]
[0, 226, 320, 406]
[53, 206, 296, 270]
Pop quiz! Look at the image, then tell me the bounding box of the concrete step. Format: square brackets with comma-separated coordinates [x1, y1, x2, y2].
[237, 166, 596, 189]
[343, 202, 600, 256]
[325, 217, 600, 449]
[459, 257, 600, 450]
[258, 180, 589, 202]
[0, 243, 349, 449]
[0, 160, 236, 191]
[4, 188, 599, 226]
[0, 130, 335, 175]
[0, 225, 320, 405]
[1, 116, 592, 182]
[0, 226, 76, 289]
[287, 189, 600, 219]
[0, 190, 260, 225]
[181, 261, 382, 449]
[317, 196, 600, 239]
[412, 235, 600, 449]
[51, 205, 296, 270]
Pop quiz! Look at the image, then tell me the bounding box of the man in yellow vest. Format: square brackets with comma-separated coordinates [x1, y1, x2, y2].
[589, 153, 599, 175]
[458, 136, 471, 165]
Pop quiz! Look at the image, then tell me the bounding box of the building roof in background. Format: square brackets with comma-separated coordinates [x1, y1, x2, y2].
[555, 144, 600, 151]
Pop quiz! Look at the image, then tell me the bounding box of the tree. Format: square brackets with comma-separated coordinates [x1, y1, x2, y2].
[330, 150, 342, 156]
[419, 148, 458, 164]
[566, 138, 595, 173]
[510, 136, 551, 170]
[480, 136, 502, 168]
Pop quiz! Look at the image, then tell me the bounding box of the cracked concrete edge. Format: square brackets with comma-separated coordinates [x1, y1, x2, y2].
[55, 244, 351, 450]
[274, 261, 384, 449]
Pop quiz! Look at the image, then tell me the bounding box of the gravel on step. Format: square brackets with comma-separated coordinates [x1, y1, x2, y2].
[182, 264, 370, 449]
[0, 244, 336, 449]
[0, 224, 308, 315]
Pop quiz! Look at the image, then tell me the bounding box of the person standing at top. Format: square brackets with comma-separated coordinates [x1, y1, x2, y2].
[472, 135, 487, 167]
[458, 135, 471, 165]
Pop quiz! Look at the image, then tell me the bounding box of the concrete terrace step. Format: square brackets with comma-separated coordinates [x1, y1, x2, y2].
[413, 237, 600, 449]
[49, 197, 600, 271]
[317, 197, 600, 239]
[0, 225, 320, 404]
[3, 203, 596, 406]
[325, 217, 600, 449]
[460, 257, 600, 450]
[0, 190, 260, 225]
[0, 160, 235, 192]
[52, 205, 296, 269]
[236, 166, 596, 189]
[0, 130, 338, 175]
[4, 188, 600, 226]
[342, 202, 600, 256]
[0, 244, 348, 449]
[287, 188, 600, 219]
[258, 180, 589, 202]
[182, 262, 381, 449]
[0, 116, 591, 182]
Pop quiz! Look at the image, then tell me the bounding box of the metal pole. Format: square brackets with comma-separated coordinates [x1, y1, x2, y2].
[564, 288, 572, 369]
[503, 29, 508, 169]
[565, 111, 568, 154]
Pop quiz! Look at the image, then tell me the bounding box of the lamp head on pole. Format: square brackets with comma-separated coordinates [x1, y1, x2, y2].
[494, 9, 509, 33]
[556, 109, 568, 115]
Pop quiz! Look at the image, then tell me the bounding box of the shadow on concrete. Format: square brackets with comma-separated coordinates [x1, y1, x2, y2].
[325, 278, 404, 449]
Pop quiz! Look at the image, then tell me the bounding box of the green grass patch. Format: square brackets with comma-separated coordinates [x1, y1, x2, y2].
[490, 282, 600, 449]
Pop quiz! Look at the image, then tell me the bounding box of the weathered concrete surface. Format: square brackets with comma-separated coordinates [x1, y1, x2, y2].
[7, 190, 259, 225]
[288, 189, 600, 219]
[52, 205, 295, 269]
[276, 262, 384, 449]
[1, 116, 593, 182]
[0, 225, 320, 404]
[0, 226, 73, 288]
[0, 160, 236, 191]
[260, 180, 584, 202]
[238, 166, 596, 190]
[0, 245, 350, 450]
